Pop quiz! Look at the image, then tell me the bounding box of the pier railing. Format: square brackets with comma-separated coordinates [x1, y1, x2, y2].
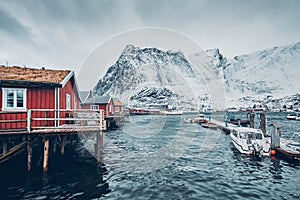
[0, 109, 106, 133]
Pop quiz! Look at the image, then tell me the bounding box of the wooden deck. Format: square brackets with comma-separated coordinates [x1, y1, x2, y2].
[0, 124, 101, 135]
[0, 109, 106, 135]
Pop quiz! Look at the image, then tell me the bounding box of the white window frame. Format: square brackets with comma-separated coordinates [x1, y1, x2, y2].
[2, 88, 27, 110]
[90, 105, 99, 110]
[74, 93, 77, 109]
[66, 93, 71, 110]
[115, 106, 120, 113]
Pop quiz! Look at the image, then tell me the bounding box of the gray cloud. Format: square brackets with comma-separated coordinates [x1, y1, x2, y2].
[0, 7, 32, 40]
[0, 0, 299, 89]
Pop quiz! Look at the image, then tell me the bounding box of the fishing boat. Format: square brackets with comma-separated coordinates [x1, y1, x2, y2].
[160, 110, 183, 115]
[225, 112, 250, 127]
[201, 122, 218, 130]
[193, 114, 207, 123]
[128, 108, 150, 115]
[229, 127, 270, 156]
[286, 112, 298, 120]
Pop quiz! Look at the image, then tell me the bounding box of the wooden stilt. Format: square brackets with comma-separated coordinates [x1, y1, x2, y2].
[43, 138, 49, 172]
[2, 137, 8, 155]
[27, 137, 32, 172]
[95, 131, 104, 163]
[53, 138, 57, 153]
[270, 124, 280, 148]
[250, 113, 255, 128]
[60, 135, 66, 155]
[260, 113, 266, 136]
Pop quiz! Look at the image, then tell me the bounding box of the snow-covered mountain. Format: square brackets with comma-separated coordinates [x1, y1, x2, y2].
[93, 44, 211, 108]
[222, 42, 300, 107]
[93, 42, 300, 109]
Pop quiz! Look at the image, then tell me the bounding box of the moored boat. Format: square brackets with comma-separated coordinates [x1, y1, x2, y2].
[160, 110, 183, 115]
[129, 108, 150, 115]
[201, 122, 218, 130]
[225, 112, 250, 127]
[229, 127, 270, 156]
[193, 114, 207, 123]
[286, 112, 298, 120]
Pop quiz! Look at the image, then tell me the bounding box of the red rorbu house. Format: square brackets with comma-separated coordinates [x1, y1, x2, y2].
[113, 98, 123, 116]
[81, 95, 124, 128]
[81, 95, 114, 117]
[0, 66, 81, 130]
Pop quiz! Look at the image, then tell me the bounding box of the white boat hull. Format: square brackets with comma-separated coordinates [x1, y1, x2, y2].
[161, 110, 183, 115]
[230, 127, 270, 156]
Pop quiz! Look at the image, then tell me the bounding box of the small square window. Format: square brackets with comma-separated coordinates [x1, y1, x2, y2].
[2, 88, 27, 110]
[90, 105, 99, 110]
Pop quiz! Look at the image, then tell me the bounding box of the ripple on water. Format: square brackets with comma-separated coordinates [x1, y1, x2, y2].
[0, 113, 299, 199]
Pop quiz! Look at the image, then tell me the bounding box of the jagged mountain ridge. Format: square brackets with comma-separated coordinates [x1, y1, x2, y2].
[94, 44, 208, 107]
[222, 41, 300, 107]
[93, 42, 300, 109]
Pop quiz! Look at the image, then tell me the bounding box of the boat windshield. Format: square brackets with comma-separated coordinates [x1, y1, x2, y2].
[239, 132, 247, 139]
[240, 132, 262, 140]
[255, 133, 263, 140]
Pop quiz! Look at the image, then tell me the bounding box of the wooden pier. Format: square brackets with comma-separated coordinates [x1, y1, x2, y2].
[269, 123, 300, 162]
[202, 112, 300, 162]
[0, 109, 106, 171]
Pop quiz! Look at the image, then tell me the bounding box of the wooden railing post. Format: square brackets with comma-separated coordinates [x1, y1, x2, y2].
[99, 110, 106, 131]
[27, 110, 31, 133]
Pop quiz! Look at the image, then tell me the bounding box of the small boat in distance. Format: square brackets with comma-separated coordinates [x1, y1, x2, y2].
[193, 114, 207, 123]
[225, 112, 250, 127]
[160, 110, 183, 115]
[229, 127, 270, 156]
[128, 107, 150, 115]
[286, 112, 298, 120]
[201, 122, 218, 130]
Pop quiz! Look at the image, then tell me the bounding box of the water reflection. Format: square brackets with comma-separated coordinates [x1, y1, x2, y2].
[0, 134, 110, 199]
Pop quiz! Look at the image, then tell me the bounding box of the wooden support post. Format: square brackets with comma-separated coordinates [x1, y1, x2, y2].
[250, 112, 255, 128]
[99, 110, 106, 131]
[260, 113, 266, 136]
[270, 124, 280, 148]
[2, 137, 8, 155]
[43, 138, 49, 172]
[60, 135, 67, 155]
[27, 110, 32, 133]
[45, 111, 49, 127]
[27, 137, 32, 172]
[53, 137, 57, 153]
[95, 131, 104, 163]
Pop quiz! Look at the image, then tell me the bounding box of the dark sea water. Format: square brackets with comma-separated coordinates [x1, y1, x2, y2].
[0, 112, 299, 199]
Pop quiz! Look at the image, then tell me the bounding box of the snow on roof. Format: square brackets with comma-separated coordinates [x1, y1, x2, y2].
[113, 98, 123, 106]
[84, 95, 112, 104]
[79, 91, 92, 103]
[0, 65, 71, 84]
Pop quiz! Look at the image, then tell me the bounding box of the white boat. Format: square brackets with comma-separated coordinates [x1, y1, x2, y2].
[193, 114, 207, 123]
[286, 112, 298, 120]
[229, 127, 270, 156]
[160, 110, 183, 115]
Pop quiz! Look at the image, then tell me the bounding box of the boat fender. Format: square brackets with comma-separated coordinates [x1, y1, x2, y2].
[270, 149, 276, 155]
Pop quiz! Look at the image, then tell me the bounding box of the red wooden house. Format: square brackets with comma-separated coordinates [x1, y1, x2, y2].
[0, 66, 81, 130]
[113, 98, 123, 115]
[81, 95, 114, 117]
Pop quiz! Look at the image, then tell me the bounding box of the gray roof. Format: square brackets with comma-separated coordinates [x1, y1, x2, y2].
[84, 95, 111, 104]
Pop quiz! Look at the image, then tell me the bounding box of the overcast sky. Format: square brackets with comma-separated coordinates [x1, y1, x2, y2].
[1, 0, 300, 89]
